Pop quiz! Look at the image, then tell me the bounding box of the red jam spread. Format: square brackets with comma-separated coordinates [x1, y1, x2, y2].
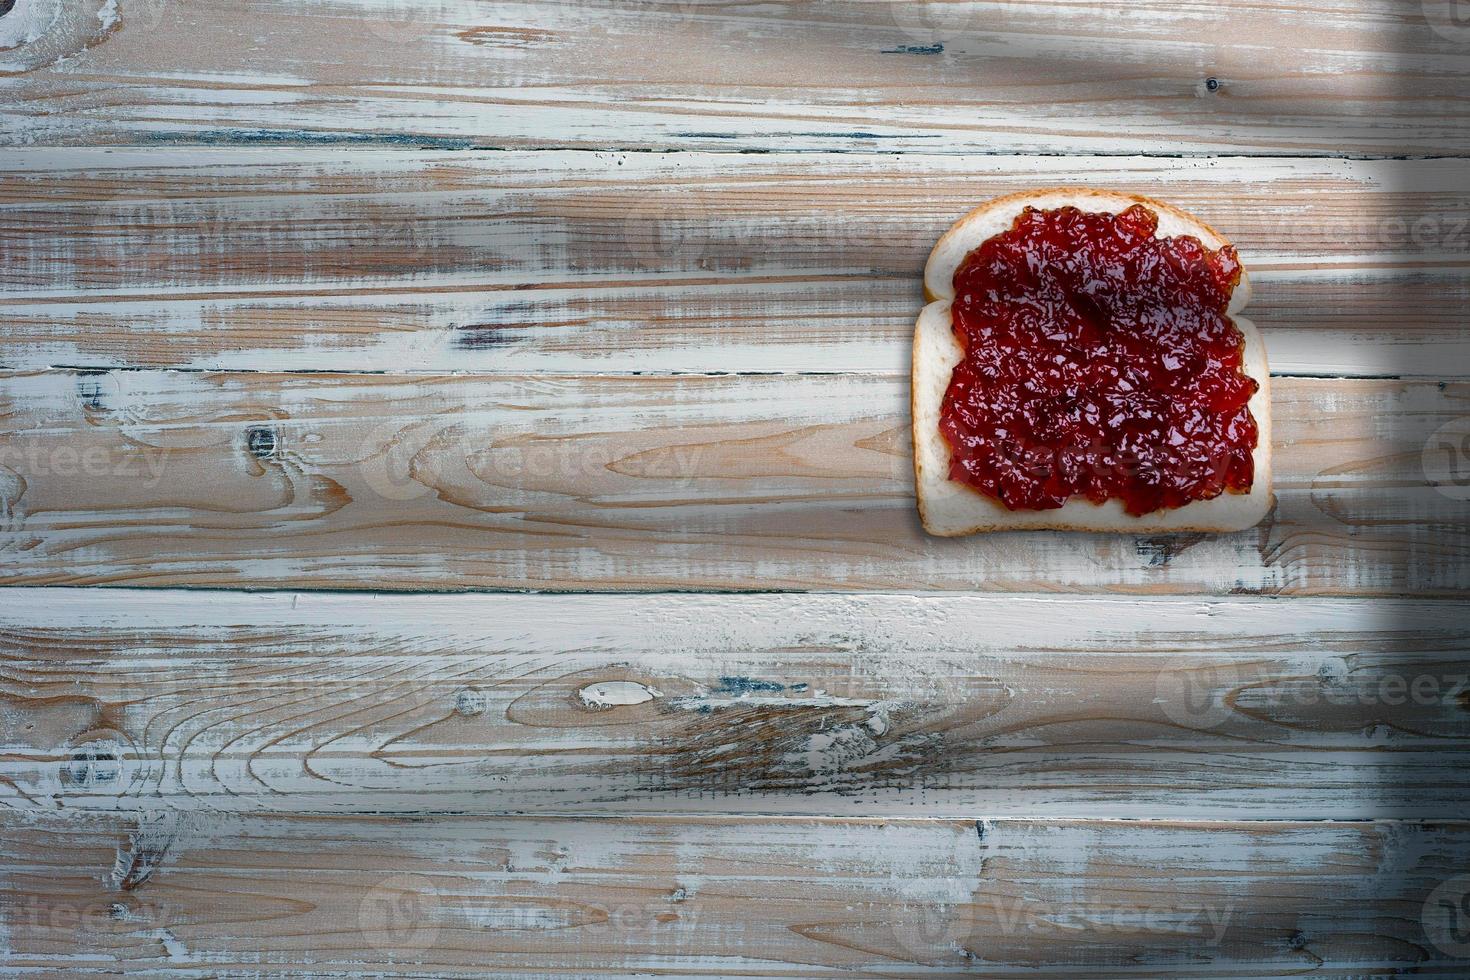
[940, 203, 1258, 515]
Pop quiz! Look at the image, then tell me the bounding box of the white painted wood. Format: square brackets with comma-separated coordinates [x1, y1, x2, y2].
[1, 589, 1465, 817]
[0, 0, 111, 73]
[2, 150, 1466, 376]
[0, 585, 1447, 636]
[1, 812, 1466, 976]
[0, 369, 1461, 593]
[0, 0, 1463, 974]
[1, 0, 1467, 154]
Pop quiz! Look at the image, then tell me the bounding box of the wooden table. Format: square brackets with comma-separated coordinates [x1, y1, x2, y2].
[2, 0, 1469, 975]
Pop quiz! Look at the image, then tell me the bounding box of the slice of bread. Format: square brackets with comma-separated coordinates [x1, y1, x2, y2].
[913, 188, 1272, 535]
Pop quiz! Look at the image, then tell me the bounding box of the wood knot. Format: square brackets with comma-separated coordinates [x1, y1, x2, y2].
[1136, 532, 1208, 567]
[62, 737, 126, 791]
[246, 425, 278, 459]
[77, 371, 109, 412]
[454, 688, 486, 716]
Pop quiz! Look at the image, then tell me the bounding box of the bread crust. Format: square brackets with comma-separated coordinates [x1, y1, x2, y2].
[912, 188, 1272, 535]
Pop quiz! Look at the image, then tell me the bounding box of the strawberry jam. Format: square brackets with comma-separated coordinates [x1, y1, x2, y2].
[940, 203, 1258, 515]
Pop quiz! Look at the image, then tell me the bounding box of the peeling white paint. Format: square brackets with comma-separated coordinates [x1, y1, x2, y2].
[0, 152, 1464, 377]
[2, 812, 1454, 974]
[0, 366, 1446, 594]
[0, 0, 60, 49]
[0, 588, 1413, 646]
[670, 691, 878, 711]
[152, 928, 188, 962]
[0, 589, 1455, 818]
[579, 680, 661, 709]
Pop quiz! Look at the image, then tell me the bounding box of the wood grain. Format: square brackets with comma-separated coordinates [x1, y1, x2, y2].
[2, 812, 1467, 976]
[1, 0, 1468, 154]
[2, 0, 1466, 975]
[2, 150, 1468, 376]
[1, 590, 1467, 817]
[0, 370, 1466, 593]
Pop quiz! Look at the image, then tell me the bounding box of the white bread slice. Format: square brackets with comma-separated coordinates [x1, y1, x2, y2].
[913, 188, 1272, 535]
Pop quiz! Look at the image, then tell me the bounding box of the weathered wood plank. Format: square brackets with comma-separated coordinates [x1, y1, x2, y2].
[2, 0, 1468, 154]
[2, 150, 1467, 376]
[1, 590, 1466, 817]
[1, 813, 1467, 976]
[0, 371, 1466, 593]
